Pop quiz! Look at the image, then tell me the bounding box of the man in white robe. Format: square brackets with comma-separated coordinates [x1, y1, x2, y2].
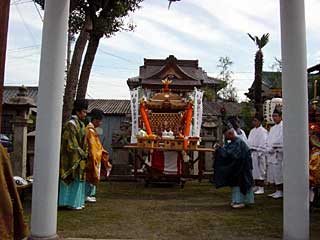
[266, 109, 283, 199]
[229, 116, 249, 146]
[248, 115, 268, 194]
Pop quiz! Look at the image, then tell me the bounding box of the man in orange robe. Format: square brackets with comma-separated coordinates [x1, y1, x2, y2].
[85, 109, 112, 203]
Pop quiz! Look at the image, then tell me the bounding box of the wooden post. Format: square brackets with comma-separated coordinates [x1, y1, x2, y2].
[0, 0, 10, 130]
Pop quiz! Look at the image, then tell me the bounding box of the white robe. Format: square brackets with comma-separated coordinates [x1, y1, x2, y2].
[266, 121, 283, 184]
[248, 126, 268, 180]
[233, 128, 249, 146]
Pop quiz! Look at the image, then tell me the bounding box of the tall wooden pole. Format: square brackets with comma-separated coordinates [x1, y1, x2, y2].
[0, 0, 10, 131]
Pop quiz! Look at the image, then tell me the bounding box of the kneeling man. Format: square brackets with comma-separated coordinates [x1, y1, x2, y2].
[214, 125, 254, 208]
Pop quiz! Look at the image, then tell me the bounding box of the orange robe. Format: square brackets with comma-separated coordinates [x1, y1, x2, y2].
[310, 146, 320, 187]
[309, 125, 320, 187]
[85, 123, 111, 185]
[0, 144, 28, 239]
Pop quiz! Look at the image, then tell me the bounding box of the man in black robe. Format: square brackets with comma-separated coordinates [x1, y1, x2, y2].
[214, 126, 254, 208]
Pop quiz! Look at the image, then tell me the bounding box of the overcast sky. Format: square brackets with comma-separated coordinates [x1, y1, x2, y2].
[5, 0, 320, 101]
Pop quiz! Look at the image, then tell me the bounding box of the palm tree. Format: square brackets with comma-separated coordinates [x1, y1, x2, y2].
[168, 0, 181, 9]
[248, 33, 270, 115]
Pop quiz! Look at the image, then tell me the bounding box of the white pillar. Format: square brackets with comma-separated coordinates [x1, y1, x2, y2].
[280, 1, 309, 239]
[30, 0, 69, 239]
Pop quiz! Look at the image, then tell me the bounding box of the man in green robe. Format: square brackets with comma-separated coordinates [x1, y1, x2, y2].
[214, 125, 254, 209]
[58, 100, 88, 210]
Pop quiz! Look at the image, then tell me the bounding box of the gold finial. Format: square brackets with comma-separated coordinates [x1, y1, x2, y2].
[162, 77, 172, 92]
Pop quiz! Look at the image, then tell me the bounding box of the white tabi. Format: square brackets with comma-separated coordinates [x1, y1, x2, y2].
[248, 125, 268, 180]
[266, 121, 283, 185]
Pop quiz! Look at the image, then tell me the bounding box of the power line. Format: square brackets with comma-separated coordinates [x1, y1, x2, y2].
[7, 52, 40, 61]
[10, 0, 32, 5]
[7, 44, 41, 52]
[14, 4, 37, 44]
[92, 68, 137, 74]
[10, 0, 21, 5]
[7, 52, 39, 59]
[93, 64, 136, 71]
[99, 48, 139, 64]
[92, 72, 131, 80]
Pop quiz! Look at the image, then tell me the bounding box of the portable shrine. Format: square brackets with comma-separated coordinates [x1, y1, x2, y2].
[126, 78, 213, 187]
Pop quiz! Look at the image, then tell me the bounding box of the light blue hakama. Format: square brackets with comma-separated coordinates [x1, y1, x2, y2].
[58, 178, 85, 208]
[85, 182, 96, 197]
[231, 186, 254, 205]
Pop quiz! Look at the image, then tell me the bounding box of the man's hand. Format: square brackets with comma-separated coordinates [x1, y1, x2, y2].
[213, 143, 221, 150]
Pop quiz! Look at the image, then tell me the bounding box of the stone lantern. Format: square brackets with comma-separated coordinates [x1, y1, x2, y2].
[201, 115, 218, 173]
[4, 86, 36, 178]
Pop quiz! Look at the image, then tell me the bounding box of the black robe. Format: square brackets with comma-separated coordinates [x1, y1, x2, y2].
[214, 137, 254, 195]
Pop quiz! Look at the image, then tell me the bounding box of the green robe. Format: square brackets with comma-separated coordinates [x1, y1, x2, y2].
[60, 116, 88, 183]
[214, 137, 254, 195]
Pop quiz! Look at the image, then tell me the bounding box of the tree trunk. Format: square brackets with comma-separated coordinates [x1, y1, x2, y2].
[76, 34, 101, 100]
[254, 50, 263, 115]
[62, 19, 90, 122]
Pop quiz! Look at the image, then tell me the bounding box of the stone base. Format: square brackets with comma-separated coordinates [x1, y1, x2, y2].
[28, 234, 59, 240]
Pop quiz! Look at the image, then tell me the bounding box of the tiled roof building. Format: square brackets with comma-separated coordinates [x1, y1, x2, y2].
[127, 55, 223, 93]
[2, 86, 130, 115]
